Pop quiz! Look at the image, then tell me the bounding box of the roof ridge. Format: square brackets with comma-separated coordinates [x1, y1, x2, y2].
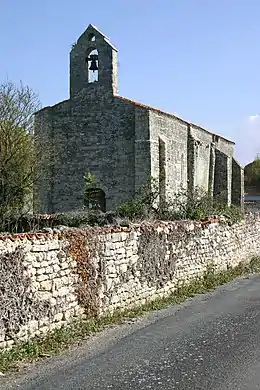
[115, 95, 235, 144]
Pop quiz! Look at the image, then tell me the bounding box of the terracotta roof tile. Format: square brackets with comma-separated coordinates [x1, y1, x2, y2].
[116, 96, 235, 144]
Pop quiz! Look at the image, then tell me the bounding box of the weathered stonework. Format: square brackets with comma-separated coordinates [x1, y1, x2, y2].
[214, 149, 232, 205]
[232, 158, 244, 208]
[1, 215, 260, 349]
[95, 215, 260, 314]
[34, 24, 244, 212]
[0, 233, 83, 350]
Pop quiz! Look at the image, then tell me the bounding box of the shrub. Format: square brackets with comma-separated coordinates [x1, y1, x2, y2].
[116, 179, 244, 224]
[0, 177, 244, 233]
[116, 178, 159, 220]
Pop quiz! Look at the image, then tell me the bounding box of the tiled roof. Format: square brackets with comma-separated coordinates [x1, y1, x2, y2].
[116, 96, 235, 144]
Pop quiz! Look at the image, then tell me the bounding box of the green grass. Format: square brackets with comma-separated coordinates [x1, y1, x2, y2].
[1, 256, 260, 373]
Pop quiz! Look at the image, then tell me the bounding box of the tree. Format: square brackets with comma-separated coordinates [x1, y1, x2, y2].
[0, 80, 48, 226]
[244, 156, 260, 187]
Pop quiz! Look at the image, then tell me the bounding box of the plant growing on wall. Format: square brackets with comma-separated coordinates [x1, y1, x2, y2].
[83, 172, 98, 189]
[0, 247, 50, 338]
[65, 228, 102, 317]
[83, 172, 106, 212]
[117, 177, 159, 219]
[116, 177, 243, 224]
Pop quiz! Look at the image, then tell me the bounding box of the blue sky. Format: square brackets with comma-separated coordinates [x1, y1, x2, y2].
[1, 0, 260, 166]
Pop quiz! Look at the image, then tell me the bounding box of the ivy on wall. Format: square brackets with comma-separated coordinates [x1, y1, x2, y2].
[0, 247, 50, 339]
[64, 228, 103, 317]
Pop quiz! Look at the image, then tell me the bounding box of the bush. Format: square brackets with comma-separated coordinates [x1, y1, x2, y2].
[116, 178, 159, 220]
[0, 210, 127, 234]
[0, 177, 244, 233]
[116, 180, 244, 224]
[162, 187, 243, 224]
[159, 187, 214, 221]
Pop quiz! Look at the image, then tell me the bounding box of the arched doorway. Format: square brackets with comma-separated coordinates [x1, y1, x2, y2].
[84, 188, 106, 212]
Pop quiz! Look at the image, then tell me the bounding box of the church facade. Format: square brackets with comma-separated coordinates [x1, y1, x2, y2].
[34, 24, 244, 213]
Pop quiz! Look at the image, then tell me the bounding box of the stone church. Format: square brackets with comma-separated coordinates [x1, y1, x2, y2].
[34, 24, 244, 213]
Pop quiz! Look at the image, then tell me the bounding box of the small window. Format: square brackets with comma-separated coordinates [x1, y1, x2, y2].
[88, 33, 95, 42]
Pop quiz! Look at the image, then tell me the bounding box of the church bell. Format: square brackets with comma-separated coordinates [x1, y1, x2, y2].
[88, 54, 98, 72]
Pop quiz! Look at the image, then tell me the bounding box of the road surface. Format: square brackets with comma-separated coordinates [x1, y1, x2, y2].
[2, 274, 260, 389]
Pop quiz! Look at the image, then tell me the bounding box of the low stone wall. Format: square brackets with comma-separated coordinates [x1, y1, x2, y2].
[0, 232, 83, 350]
[98, 216, 260, 313]
[0, 214, 260, 349]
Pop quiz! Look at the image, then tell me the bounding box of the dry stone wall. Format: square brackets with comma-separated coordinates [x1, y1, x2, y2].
[1, 215, 260, 349]
[98, 215, 260, 313]
[0, 232, 83, 350]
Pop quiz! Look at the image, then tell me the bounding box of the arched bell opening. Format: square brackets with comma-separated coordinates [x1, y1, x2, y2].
[86, 49, 99, 83]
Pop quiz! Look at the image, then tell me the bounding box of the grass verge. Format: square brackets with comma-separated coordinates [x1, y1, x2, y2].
[1, 256, 260, 373]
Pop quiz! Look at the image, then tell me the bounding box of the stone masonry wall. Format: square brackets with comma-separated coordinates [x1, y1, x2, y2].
[35, 95, 136, 213]
[1, 215, 260, 349]
[0, 232, 83, 350]
[98, 216, 260, 313]
[232, 158, 244, 207]
[149, 110, 188, 200]
[214, 149, 232, 205]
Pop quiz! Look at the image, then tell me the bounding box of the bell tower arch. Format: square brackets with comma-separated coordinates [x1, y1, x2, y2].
[70, 24, 118, 98]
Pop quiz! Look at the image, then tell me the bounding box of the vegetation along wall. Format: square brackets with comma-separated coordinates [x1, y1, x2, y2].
[0, 214, 260, 349]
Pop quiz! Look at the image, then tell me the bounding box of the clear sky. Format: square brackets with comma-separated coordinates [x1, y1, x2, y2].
[1, 0, 260, 166]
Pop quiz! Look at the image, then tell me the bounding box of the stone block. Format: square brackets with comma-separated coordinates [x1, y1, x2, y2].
[58, 287, 70, 297]
[111, 295, 119, 304]
[0, 341, 7, 349]
[40, 280, 53, 291]
[106, 278, 113, 291]
[119, 264, 128, 273]
[54, 313, 63, 322]
[74, 306, 85, 317]
[36, 274, 48, 282]
[48, 241, 60, 251]
[0, 332, 5, 343]
[32, 261, 43, 268]
[27, 267, 37, 276]
[44, 266, 53, 274]
[49, 323, 59, 332]
[59, 270, 69, 277]
[60, 261, 69, 270]
[5, 340, 14, 348]
[23, 253, 34, 263]
[63, 310, 72, 321]
[111, 234, 121, 243]
[37, 291, 52, 301]
[36, 267, 45, 276]
[53, 264, 61, 273]
[106, 263, 116, 273]
[50, 297, 57, 306]
[31, 244, 49, 252]
[39, 326, 49, 335]
[28, 320, 39, 333]
[69, 259, 77, 268]
[39, 317, 50, 327]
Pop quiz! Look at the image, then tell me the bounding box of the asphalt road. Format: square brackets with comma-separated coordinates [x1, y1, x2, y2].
[2, 274, 260, 390]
